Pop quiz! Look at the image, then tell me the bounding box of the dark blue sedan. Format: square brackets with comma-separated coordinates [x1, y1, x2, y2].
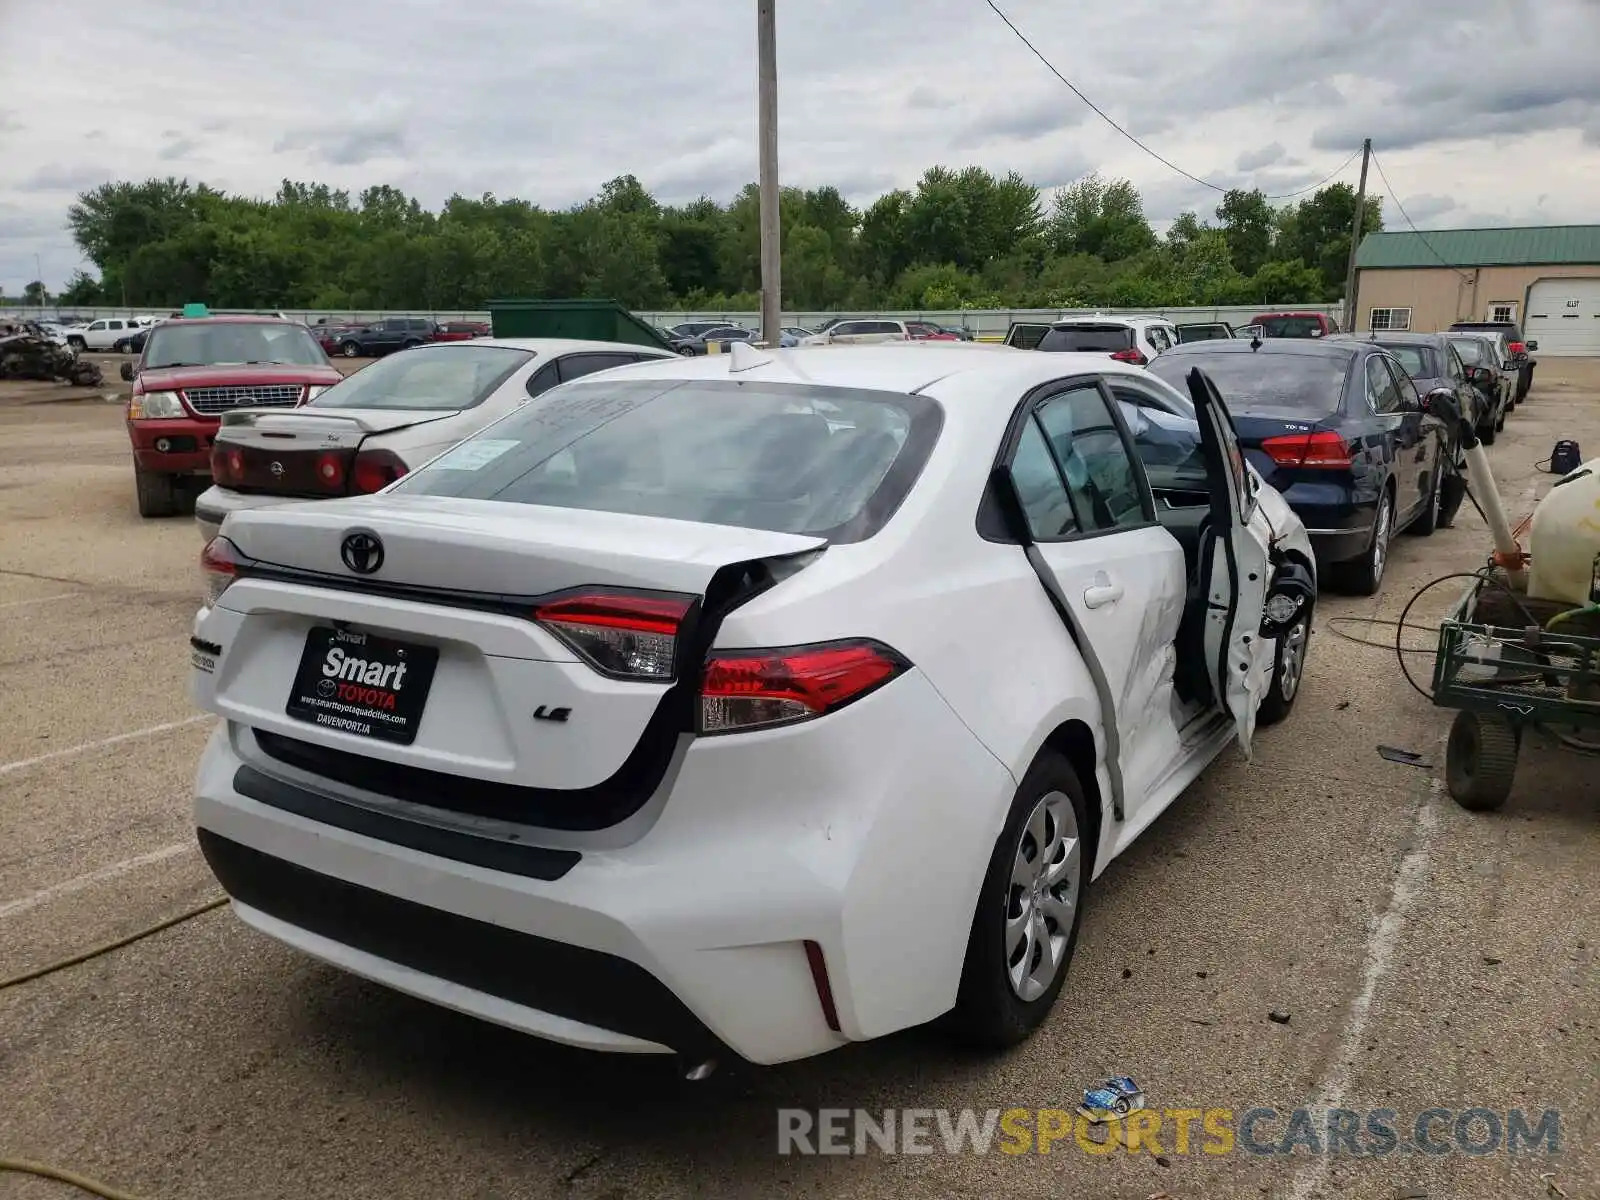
[1147, 338, 1450, 596]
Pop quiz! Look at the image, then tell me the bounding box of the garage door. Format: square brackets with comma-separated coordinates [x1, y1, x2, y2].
[1525, 278, 1600, 356]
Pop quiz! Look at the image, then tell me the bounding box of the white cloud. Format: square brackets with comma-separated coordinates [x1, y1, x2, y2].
[2, 0, 1599, 290]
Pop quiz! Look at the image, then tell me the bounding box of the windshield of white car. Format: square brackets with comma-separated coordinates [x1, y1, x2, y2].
[310, 344, 534, 411]
[142, 322, 326, 369]
[392, 378, 943, 543]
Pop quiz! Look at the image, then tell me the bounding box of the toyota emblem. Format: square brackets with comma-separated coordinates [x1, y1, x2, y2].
[270, 461, 285, 477]
[340, 531, 384, 575]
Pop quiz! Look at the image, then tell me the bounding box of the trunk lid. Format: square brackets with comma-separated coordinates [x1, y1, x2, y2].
[204, 497, 826, 798]
[1229, 407, 1344, 490]
[214, 407, 457, 496]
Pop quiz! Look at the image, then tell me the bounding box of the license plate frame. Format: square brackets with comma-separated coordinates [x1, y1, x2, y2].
[285, 625, 439, 746]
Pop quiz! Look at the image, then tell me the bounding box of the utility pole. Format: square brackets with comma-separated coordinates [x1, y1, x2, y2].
[756, 0, 781, 348]
[1341, 138, 1372, 333]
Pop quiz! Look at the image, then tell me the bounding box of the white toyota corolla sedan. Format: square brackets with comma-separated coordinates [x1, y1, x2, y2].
[189, 341, 1317, 1069]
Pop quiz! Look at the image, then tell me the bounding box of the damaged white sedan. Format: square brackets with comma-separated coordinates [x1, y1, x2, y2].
[189, 342, 1316, 1069]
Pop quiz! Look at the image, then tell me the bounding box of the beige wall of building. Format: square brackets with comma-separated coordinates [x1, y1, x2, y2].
[1352, 263, 1600, 332]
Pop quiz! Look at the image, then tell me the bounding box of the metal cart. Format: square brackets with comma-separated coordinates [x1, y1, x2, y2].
[1431, 578, 1600, 810]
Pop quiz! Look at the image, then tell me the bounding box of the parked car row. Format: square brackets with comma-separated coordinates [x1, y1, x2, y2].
[183, 333, 1322, 1070]
[315, 317, 490, 358]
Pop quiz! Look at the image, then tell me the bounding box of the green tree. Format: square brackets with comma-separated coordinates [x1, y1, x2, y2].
[1215, 188, 1274, 277]
[21, 280, 48, 305]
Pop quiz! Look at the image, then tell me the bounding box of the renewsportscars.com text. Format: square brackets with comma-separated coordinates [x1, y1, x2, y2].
[776, 1107, 1562, 1157]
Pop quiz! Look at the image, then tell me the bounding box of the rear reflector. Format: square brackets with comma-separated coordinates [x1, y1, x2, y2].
[803, 940, 842, 1033]
[1508, 341, 1525, 355]
[534, 591, 693, 681]
[1260, 430, 1352, 469]
[699, 639, 908, 734]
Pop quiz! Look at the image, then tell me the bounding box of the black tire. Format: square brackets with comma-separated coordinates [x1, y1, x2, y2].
[67, 335, 86, 351]
[134, 467, 179, 518]
[1256, 608, 1311, 726]
[401, 338, 422, 349]
[1337, 490, 1393, 597]
[950, 751, 1089, 1051]
[1446, 710, 1519, 811]
[340, 341, 361, 358]
[677, 346, 695, 356]
[1406, 462, 1444, 538]
[1495, 404, 1506, 432]
[1479, 420, 1497, 446]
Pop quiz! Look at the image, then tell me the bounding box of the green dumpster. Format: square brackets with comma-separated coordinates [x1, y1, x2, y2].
[487, 299, 672, 350]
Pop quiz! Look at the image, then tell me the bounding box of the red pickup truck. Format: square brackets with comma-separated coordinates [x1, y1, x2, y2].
[122, 316, 342, 517]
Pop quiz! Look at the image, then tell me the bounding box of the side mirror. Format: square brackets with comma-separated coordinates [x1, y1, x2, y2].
[119, 362, 134, 382]
[1502, 360, 1516, 371]
[1526, 340, 1538, 352]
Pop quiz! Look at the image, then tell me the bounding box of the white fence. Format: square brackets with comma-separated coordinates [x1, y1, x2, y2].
[1, 302, 1342, 341]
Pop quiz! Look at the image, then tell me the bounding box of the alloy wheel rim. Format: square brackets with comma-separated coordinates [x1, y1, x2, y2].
[1372, 498, 1392, 583]
[1004, 791, 1080, 1001]
[1279, 618, 1308, 701]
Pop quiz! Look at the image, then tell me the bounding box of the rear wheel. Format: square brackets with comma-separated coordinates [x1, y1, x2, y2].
[67, 336, 86, 351]
[951, 752, 1088, 1050]
[1338, 491, 1393, 596]
[134, 467, 179, 518]
[677, 346, 695, 356]
[340, 341, 360, 358]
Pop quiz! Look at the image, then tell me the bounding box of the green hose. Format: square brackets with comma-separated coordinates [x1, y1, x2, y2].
[1546, 602, 1600, 631]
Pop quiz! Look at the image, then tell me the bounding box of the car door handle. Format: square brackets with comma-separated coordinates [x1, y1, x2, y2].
[1083, 582, 1124, 609]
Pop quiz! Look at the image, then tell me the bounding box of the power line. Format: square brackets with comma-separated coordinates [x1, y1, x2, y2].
[1368, 150, 1474, 281]
[982, 0, 1359, 201]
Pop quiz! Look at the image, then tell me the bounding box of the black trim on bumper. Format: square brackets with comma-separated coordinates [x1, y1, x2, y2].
[197, 830, 729, 1061]
[232, 764, 580, 882]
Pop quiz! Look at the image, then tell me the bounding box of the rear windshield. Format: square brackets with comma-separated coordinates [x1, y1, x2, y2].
[311, 344, 533, 411]
[143, 321, 327, 369]
[1037, 324, 1135, 352]
[1449, 338, 1488, 364]
[1256, 316, 1326, 338]
[1148, 351, 1351, 413]
[1006, 323, 1051, 350]
[393, 378, 943, 543]
[1177, 324, 1231, 343]
[1381, 345, 1435, 378]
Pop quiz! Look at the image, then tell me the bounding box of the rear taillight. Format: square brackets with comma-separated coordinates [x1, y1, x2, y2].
[1260, 430, 1353, 469]
[534, 591, 693, 681]
[1109, 347, 1147, 365]
[1508, 341, 1525, 355]
[210, 444, 245, 486]
[315, 452, 345, 489]
[200, 535, 250, 603]
[351, 448, 408, 494]
[699, 639, 908, 734]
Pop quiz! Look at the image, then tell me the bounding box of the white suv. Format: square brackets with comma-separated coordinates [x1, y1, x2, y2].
[1005, 315, 1180, 365]
[801, 319, 910, 345]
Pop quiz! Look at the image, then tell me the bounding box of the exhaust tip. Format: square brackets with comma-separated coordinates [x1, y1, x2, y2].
[683, 1058, 718, 1082]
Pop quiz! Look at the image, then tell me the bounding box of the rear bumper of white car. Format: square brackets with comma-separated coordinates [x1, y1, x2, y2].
[194, 485, 296, 543]
[192, 667, 1016, 1066]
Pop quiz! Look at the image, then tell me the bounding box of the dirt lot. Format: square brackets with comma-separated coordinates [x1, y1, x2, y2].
[1, 360, 1597, 1200]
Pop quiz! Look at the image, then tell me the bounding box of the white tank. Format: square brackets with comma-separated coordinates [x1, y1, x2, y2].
[1526, 456, 1600, 606]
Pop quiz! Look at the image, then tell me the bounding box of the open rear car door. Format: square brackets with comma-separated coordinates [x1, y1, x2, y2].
[1184, 367, 1273, 757]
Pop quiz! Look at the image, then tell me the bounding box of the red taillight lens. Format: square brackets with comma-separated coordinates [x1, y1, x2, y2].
[351, 448, 408, 494]
[1508, 341, 1525, 355]
[1109, 347, 1147, 365]
[200, 535, 250, 603]
[1260, 430, 1353, 469]
[210, 444, 245, 486]
[534, 591, 693, 680]
[315, 452, 345, 488]
[699, 639, 908, 734]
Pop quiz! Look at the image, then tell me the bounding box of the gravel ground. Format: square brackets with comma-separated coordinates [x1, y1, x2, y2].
[1, 359, 1596, 1200]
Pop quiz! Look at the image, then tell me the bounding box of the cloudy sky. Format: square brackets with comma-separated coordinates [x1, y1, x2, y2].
[3, 0, 1599, 291]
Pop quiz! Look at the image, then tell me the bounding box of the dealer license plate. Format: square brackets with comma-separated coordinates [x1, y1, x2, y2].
[285, 625, 439, 746]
